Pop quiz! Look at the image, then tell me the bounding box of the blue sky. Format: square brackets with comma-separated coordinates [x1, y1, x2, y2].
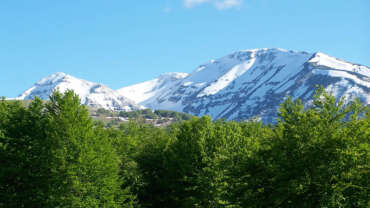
[1, 0, 369, 97]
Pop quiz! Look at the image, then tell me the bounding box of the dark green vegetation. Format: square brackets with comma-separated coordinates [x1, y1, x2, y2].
[0, 89, 369, 207]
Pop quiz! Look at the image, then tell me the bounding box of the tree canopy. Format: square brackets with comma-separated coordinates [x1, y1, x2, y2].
[0, 89, 369, 207]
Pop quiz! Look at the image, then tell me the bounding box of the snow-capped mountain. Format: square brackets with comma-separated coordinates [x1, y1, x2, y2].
[13, 48, 370, 121]
[16, 72, 141, 111]
[119, 48, 370, 122]
[117, 72, 188, 107]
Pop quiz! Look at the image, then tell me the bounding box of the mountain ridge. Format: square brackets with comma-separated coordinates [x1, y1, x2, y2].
[13, 48, 370, 122]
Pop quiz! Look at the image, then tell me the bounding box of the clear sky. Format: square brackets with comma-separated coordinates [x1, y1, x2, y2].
[1, 0, 369, 98]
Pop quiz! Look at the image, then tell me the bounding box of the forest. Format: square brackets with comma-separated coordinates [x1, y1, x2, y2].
[0, 89, 369, 208]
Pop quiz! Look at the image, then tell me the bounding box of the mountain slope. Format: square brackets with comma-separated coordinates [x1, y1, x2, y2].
[119, 48, 370, 122]
[16, 72, 141, 111]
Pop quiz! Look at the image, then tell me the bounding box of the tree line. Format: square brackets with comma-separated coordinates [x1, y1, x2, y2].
[0, 89, 369, 207]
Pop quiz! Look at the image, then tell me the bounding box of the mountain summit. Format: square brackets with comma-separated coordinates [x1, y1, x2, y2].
[118, 48, 370, 122]
[16, 72, 141, 111]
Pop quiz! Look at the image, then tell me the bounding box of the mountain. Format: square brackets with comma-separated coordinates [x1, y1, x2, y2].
[13, 48, 370, 121]
[16, 72, 141, 111]
[118, 48, 370, 122]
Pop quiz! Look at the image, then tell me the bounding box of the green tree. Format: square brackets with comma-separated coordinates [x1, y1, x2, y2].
[44, 90, 129, 207]
[137, 117, 236, 208]
[0, 98, 50, 207]
[221, 120, 274, 208]
[0, 91, 135, 207]
[226, 89, 369, 208]
[258, 89, 368, 207]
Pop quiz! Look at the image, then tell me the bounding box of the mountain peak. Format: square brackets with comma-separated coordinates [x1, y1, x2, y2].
[241, 48, 288, 53]
[36, 72, 75, 85]
[44, 71, 69, 79]
[17, 72, 142, 111]
[218, 48, 314, 65]
[236, 48, 310, 55]
[54, 71, 67, 76]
